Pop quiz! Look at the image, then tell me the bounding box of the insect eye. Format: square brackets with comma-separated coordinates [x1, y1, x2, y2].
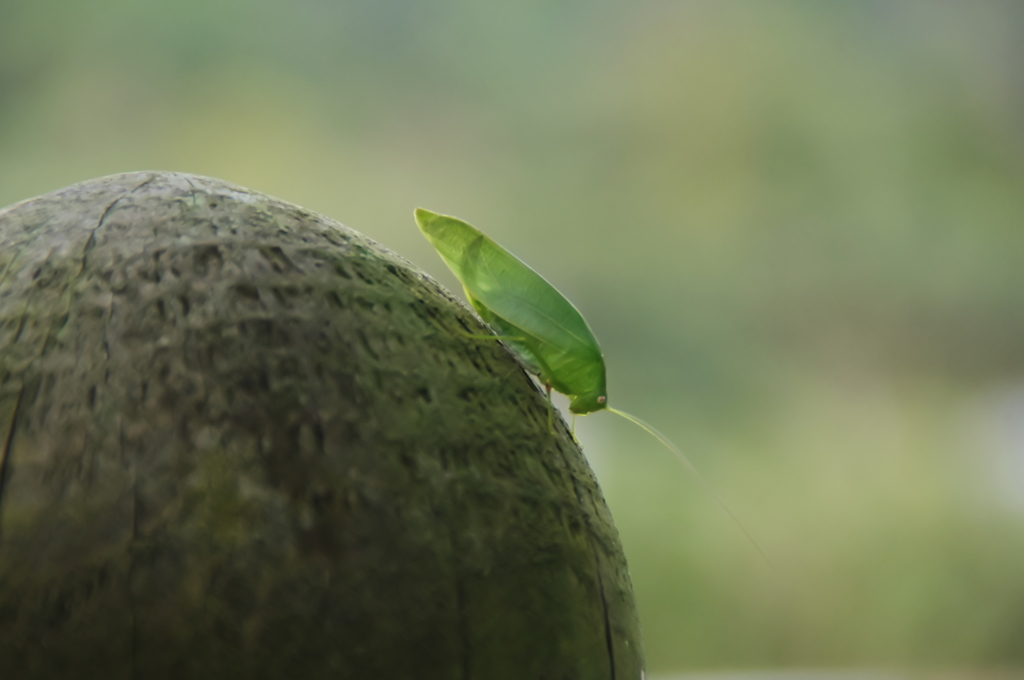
[597, 396, 606, 404]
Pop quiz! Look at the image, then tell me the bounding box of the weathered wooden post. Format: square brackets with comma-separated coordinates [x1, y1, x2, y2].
[0, 172, 643, 679]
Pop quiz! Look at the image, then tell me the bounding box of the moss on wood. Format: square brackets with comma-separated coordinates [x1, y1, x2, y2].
[0, 172, 643, 679]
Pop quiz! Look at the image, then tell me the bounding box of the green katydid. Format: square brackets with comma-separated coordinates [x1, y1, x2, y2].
[414, 208, 770, 564]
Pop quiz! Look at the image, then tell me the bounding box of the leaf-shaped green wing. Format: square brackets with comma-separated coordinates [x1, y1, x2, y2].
[415, 208, 606, 410]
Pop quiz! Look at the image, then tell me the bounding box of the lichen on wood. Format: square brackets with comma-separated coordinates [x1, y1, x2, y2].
[0, 172, 643, 679]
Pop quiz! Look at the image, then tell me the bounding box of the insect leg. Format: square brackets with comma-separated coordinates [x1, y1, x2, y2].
[455, 331, 527, 342]
[545, 381, 553, 435]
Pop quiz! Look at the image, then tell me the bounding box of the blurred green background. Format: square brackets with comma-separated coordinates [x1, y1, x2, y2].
[3, 0, 1024, 674]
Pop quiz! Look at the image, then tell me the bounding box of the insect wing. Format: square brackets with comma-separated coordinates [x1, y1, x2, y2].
[416, 209, 599, 356]
[416, 208, 606, 400]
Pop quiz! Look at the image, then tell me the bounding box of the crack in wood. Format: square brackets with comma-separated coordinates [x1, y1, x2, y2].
[0, 386, 25, 540]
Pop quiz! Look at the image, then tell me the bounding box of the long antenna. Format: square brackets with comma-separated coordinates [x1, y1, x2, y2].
[607, 407, 773, 568]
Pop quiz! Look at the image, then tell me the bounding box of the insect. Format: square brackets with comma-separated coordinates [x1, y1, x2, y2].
[415, 208, 770, 564]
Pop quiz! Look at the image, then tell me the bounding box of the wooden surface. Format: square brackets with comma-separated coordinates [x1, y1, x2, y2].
[0, 172, 643, 679]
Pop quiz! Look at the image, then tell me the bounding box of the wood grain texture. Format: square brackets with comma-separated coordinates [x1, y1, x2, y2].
[0, 172, 643, 679]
